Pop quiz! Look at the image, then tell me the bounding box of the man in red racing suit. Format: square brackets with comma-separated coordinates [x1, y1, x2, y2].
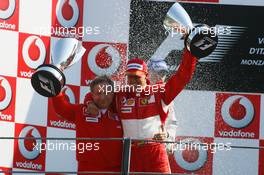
[51, 76, 123, 175]
[114, 49, 197, 174]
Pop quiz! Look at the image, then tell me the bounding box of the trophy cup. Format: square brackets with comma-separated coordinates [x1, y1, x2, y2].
[163, 2, 218, 58]
[31, 38, 86, 97]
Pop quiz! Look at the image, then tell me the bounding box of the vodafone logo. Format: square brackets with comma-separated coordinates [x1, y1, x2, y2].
[174, 138, 207, 171]
[0, 77, 12, 111]
[56, 0, 79, 28]
[62, 86, 76, 104]
[0, 0, 15, 19]
[18, 126, 41, 160]
[22, 36, 46, 69]
[221, 95, 254, 128]
[88, 44, 121, 76]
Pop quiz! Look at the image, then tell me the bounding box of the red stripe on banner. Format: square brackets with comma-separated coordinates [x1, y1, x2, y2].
[179, 0, 219, 3]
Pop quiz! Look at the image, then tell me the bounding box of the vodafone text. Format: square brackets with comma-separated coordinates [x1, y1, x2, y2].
[0, 21, 16, 30]
[0, 112, 12, 121]
[218, 130, 255, 138]
[33, 140, 100, 154]
[49, 120, 76, 129]
[15, 161, 42, 170]
[20, 70, 34, 78]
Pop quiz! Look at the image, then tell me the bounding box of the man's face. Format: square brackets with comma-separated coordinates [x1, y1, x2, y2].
[127, 74, 147, 87]
[91, 83, 114, 109]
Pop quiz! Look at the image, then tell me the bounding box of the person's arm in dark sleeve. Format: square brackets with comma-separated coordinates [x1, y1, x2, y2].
[161, 49, 197, 105]
[51, 91, 79, 122]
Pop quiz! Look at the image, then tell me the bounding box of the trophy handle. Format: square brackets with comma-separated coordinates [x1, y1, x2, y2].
[51, 38, 86, 71]
[67, 42, 86, 68]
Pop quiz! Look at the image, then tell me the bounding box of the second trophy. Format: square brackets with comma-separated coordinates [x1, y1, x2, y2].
[163, 2, 218, 58]
[31, 38, 86, 97]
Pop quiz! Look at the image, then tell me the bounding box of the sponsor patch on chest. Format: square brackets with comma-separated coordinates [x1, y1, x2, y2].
[121, 107, 132, 113]
[140, 98, 148, 105]
[139, 95, 155, 106]
[121, 97, 135, 107]
[85, 117, 99, 123]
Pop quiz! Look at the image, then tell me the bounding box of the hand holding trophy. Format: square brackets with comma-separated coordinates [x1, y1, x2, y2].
[31, 38, 86, 97]
[163, 2, 218, 58]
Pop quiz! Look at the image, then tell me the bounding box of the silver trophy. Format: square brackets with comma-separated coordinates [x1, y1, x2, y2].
[164, 2, 218, 58]
[31, 38, 86, 97]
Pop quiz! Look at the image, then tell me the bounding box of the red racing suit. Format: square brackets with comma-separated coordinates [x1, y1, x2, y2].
[52, 93, 123, 175]
[115, 50, 197, 174]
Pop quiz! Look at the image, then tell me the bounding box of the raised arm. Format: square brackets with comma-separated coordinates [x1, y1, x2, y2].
[161, 49, 197, 105]
[51, 91, 80, 122]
